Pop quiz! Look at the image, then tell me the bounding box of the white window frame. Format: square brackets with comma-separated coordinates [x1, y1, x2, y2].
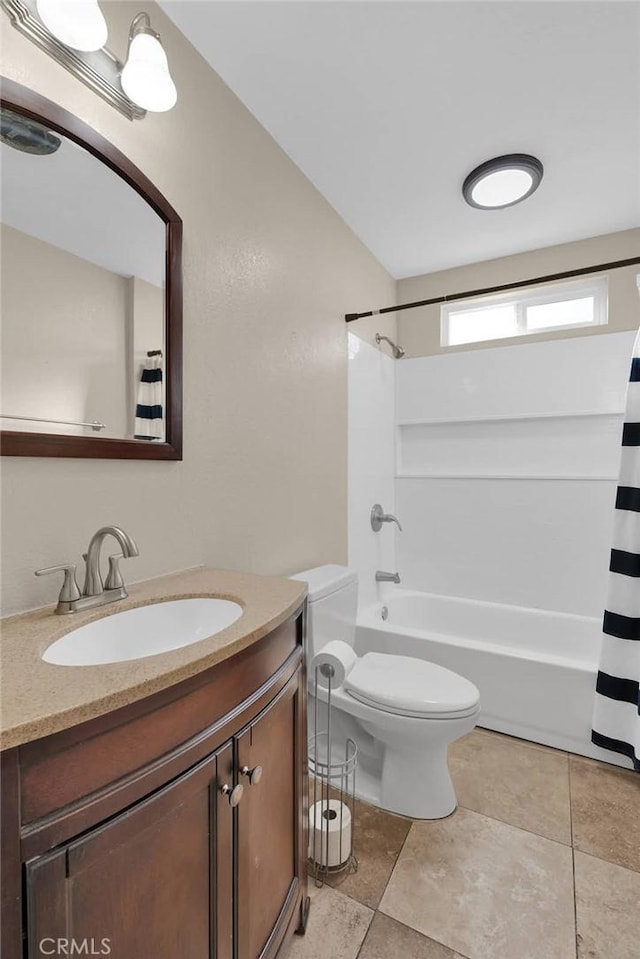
[440, 276, 608, 348]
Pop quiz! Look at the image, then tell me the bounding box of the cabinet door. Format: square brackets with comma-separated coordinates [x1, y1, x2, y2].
[26, 742, 235, 959]
[236, 666, 307, 959]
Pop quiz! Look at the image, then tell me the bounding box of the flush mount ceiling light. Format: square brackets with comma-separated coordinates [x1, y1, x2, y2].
[2, 0, 177, 119]
[462, 154, 544, 210]
[0, 106, 61, 154]
[35, 0, 107, 52]
[121, 12, 177, 114]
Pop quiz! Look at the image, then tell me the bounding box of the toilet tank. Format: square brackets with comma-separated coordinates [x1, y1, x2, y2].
[290, 565, 358, 661]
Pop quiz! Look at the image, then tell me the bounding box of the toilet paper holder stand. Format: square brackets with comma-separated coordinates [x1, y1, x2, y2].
[308, 664, 358, 886]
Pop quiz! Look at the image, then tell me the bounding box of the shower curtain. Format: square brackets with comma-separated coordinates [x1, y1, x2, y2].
[134, 352, 164, 441]
[592, 327, 640, 771]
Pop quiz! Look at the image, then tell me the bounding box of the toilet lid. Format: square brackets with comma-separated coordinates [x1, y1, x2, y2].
[344, 653, 480, 718]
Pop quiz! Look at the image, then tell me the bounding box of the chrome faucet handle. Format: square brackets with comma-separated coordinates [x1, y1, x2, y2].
[35, 564, 82, 603]
[104, 553, 125, 591]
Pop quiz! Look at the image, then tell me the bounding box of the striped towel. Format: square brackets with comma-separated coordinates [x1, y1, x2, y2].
[592, 328, 640, 771]
[134, 353, 163, 441]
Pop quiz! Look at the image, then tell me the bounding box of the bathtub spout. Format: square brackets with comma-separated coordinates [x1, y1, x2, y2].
[376, 570, 401, 584]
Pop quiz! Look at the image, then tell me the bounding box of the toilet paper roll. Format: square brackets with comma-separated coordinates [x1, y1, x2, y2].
[311, 640, 357, 689]
[308, 799, 352, 868]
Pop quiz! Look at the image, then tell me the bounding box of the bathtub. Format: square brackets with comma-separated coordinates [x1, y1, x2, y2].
[355, 589, 628, 766]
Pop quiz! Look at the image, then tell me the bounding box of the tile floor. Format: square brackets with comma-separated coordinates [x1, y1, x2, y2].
[289, 728, 640, 959]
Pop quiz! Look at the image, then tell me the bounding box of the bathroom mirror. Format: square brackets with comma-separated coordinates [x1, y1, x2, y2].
[0, 79, 182, 459]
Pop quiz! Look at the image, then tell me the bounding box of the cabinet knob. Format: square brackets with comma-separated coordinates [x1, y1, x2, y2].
[240, 764, 263, 786]
[220, 783, 243, 807]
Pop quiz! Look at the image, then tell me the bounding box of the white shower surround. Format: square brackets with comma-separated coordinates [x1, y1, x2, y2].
[348, 329, 638, 766]
[348, 334, 396, 608]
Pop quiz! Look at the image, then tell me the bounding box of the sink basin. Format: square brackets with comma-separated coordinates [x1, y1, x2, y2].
[42, 598, 244, 666]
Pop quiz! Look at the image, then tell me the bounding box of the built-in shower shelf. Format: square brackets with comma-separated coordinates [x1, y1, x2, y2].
[396, 409, 624, 479]
[396, 472, 619, 481]
[396, 409, 625, 427]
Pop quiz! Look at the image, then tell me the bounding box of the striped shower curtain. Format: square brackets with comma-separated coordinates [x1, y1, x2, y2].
[592, 327, 640, 771]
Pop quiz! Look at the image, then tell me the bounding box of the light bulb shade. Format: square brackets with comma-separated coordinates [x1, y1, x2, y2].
[121, 32, 177, 112]
[462, 155, 543, 210]
[36, 0, 108, 52]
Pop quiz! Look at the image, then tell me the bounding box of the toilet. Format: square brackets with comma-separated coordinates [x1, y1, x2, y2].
[292, 564, 480, 819]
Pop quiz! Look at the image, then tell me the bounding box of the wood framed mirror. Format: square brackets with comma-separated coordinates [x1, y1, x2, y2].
[0, 78, 183, 459]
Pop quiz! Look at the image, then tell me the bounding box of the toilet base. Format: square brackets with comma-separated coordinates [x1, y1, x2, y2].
[314, 688, 479, 820]
[380, 742, 457, 819]
[357, 705, 479, 819]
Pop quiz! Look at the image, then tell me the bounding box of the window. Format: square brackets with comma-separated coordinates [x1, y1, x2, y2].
[441, 277, 608, 348]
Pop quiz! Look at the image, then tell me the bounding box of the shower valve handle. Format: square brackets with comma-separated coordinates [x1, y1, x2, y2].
[370, 504, 403, 532]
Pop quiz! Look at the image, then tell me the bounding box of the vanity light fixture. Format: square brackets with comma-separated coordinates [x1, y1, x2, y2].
[462, 154, 543, 210]
[121, 13, 177, 114]
[1, 0, 177, 119]
[35, 0, 107, 52]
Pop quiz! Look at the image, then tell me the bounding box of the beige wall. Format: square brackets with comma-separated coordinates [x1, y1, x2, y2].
[0, 1, 395, 615]
[397, 229, 640, 358]
[1, 224, 129, 438]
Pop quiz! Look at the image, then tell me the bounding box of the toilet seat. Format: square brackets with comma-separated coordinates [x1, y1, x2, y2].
[344, 652, 480, 720]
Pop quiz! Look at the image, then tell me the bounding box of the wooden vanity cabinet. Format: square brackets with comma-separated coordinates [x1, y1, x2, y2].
[25, 741, 235, 959]
[1, 607, 309, 959]
[237, 674, 301, 959]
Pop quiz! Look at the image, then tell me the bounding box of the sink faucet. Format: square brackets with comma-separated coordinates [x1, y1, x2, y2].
[370, 504, 403, 532]
[35, 525, 139, 615]
[375, 571, 401, 584]
[83, 526, 139, 596]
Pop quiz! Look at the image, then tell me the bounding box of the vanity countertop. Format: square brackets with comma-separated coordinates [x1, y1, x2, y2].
[0, 567, 307, 750]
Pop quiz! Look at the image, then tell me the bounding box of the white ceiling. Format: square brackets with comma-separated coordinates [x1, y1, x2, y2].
[161, 0, 640, 279]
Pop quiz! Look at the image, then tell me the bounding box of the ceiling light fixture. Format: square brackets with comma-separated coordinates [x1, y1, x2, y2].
[0, 107, 61, 154]
[462, 154, 543, 210]
[121, 12, 177, 113]
[2, 0, 177, 119]
[36, 0, 107, 52]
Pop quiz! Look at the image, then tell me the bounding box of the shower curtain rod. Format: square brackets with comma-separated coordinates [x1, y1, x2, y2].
[344, 255, 640, 322]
